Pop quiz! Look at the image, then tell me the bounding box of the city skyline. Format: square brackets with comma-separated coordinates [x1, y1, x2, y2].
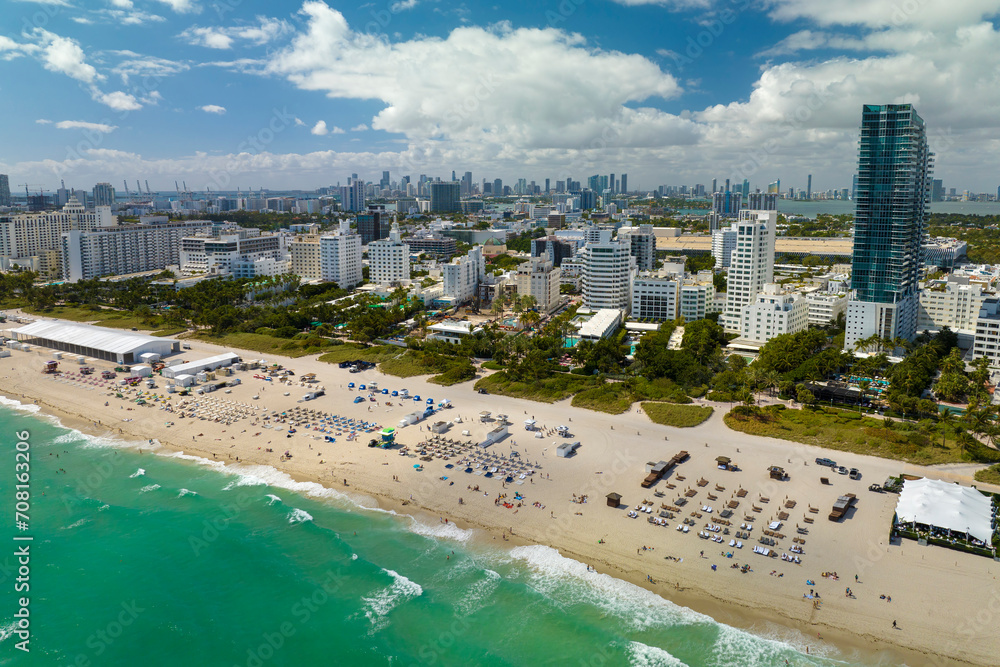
[3, 1, 1000, 192]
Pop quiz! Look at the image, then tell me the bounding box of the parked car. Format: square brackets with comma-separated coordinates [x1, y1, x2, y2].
[834, 465, 849, 475]
[849, 468, 861, 480]
[477, 388, 489, 395]
[815, 457, 836, 467]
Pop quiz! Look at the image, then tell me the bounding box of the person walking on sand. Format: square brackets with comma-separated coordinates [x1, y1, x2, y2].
[892, 620, 897, 629]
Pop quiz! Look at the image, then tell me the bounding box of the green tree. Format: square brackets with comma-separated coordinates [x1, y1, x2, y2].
[680, 319, 727, 363]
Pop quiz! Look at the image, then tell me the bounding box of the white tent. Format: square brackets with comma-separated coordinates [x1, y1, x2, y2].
[895, 478, 994, 544]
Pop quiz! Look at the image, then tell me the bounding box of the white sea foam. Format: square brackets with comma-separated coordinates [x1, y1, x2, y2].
[627, 641, 688, 667]
[178, 488, 198, 497]
[265, 494, 282, 505]
[161, 451, 227, 470]
[456, 568, 501, 616]
[361, 568, 423, 632]
[0, 621, 18, 644]
[221, 464, 349, 502]
[287, 508, 313, 524]
[710, 622, 832, 666]
[406, 517, 474, 543]
[61, 517, 90, 531]
[139, 484, 160, 493]
[98, 504, 109, 511]
[507, 545, 704, 630]
[0, 395, 40, 413]
[351, 553, 358, 561]
[129, 468, 145, 478]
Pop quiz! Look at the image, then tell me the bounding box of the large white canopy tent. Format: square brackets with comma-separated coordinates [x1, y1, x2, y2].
[11, 320, 179, 365]
[895, 478, 994, 544]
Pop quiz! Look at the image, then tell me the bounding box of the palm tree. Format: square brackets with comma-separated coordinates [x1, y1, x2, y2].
[858, 379, 871, 411]
[521, 310, 541, 329]
[938, 408, 955, 447]
[743, 366, 763, 405]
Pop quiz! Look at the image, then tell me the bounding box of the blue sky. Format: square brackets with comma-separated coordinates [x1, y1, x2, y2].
[3, 0, 1000, 194]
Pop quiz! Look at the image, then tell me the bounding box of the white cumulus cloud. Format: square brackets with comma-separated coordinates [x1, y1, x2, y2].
[181, 17, 293, 49]
[93, 90, 142, 111]
[30, 29, 100, 83]
[264, 2, 693, 155]
[311, 120, 328, 134]
[53, 120, 118, 133]
[199, 104, 227, 114]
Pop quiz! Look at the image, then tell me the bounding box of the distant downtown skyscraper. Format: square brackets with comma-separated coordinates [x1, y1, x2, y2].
[429, 181, 461, 213]
[844, 104, 932, 350]
[92, 182, 115, 207]
[0, 174, 10, 207]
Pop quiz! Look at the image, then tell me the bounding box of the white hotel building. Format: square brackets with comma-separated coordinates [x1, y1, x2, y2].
[320, 221, 362, 289]
[367, 222, 410, 286]
[581, 239, 635, 313]
[442, 246, 485, 303]
[740, 283, 809, 344]
[1, 197, 115, 278]
[916, 281, 986, 337]
[179, 232, 288, 279]
[516, 256, 561, 313]
[721, 210, 776, 333]
[61, 219, 217, 282]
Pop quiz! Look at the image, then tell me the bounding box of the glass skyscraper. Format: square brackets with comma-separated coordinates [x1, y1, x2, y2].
[844, 104, 933, 349]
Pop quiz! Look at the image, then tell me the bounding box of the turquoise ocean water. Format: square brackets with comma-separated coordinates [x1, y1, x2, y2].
[0, 399, 884, 667]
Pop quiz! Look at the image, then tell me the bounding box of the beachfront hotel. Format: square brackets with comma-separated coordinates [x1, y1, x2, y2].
[844, 104, 933, 350]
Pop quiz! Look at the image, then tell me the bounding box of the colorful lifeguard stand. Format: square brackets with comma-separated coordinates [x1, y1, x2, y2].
[380, 427, 396, 446]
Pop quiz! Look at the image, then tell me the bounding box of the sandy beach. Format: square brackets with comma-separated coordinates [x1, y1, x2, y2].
[4, 334, 999, 666]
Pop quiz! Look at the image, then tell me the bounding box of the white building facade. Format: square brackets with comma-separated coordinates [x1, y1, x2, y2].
[61, 219, 215, 282]
[442, 246, 485, 303]
[617, 224, 656, 272]
[740, 284, 809, 343]
[319, 221, 363, 288]
[2, 197, 117, 279]
[179, 233, 288, 277]
[805, 291, 849, 326]
[711, 227, 737, 269]
[721, 210, 776, 333]
[581, 240, 635, 313]
[680, 272, 716, 322]
[368, 222, 410, 286]
[289, 236, 322, 280]
[516, 256, 561, 313]
[631, 275, 679, 321]
[972, 298, 1000, 366]
[916, 281, 985, 335]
